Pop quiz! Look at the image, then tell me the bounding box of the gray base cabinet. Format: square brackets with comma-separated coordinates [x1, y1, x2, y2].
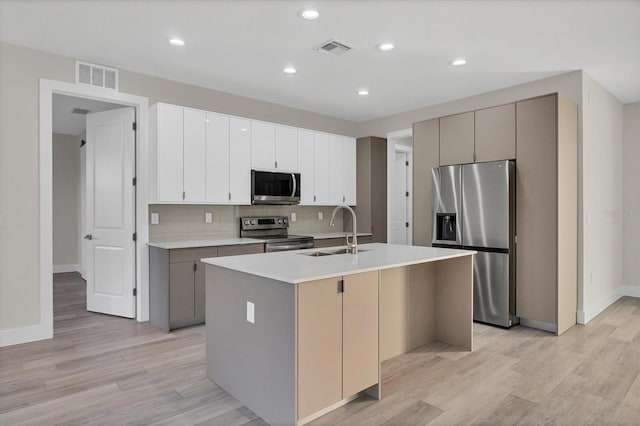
[150, 243, 264, 332]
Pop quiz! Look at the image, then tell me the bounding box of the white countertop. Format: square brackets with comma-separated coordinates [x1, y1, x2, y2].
[148, 238, 265, 250]
[307, 231, 373, 239]
[202, 243, 475, 284]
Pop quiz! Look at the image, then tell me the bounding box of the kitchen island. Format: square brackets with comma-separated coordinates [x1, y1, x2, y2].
[202, 243, 475, 425]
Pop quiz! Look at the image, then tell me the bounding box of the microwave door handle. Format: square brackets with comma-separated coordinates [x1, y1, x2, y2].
[291, 173, 296, 197]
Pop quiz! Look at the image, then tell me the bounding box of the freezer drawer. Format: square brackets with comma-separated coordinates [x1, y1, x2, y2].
[473, 251, 515, 327]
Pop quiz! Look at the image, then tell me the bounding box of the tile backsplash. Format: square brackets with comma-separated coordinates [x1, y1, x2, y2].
[148, 204, 344, 241]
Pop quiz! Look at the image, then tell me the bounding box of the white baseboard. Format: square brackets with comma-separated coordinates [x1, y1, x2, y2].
[53, 264, 80, 273]
[577, 285, 640, 325]
[0, 323, 52, 347]
[520, 318, 557, 334]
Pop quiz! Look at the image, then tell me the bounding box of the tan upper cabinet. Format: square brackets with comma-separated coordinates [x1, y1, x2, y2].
[475, 103, 516, 162]
[439, 111, 474, 165]
[413, 118, 439, 246]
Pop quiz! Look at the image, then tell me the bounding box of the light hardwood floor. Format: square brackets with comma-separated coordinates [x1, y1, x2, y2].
[1, 273, 638, 425]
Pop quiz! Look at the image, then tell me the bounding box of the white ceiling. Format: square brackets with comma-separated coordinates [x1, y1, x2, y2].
[1, 0, 638, 122]
[53, 94, 125, 135]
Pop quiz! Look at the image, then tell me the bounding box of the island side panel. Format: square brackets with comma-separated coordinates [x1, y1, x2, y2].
[206, 265, 296, 425]
[434, 255, 474, 350]
[379, 263, 436, 362]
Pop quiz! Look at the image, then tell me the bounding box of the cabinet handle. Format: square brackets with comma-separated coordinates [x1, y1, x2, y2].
[337, 279, 344, 293]
[183, 191, 186, 200]
[343, 196, 345, 202]
[194, 262, 197, 272]
[228, 192, 231, 201]
[314, 195, 316, 202]
[275, 160, 278, 169]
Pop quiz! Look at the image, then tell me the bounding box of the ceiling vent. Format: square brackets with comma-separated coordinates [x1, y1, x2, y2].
[71, 108, 92, 115]
[75, 60, 119, 90]
[315, 39, 352, 56]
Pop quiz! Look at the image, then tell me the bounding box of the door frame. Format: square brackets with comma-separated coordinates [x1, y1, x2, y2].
[39, 78, 149, 339]
[386, 128, 413, 245]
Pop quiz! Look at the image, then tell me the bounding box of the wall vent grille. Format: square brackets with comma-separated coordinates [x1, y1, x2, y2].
[75, 60, 119, 90]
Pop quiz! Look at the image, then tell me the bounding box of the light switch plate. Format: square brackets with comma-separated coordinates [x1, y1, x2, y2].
[205, 212, 213, 223]
[246, 301, 255, 324]
[318, 211, 324, 220]
[291, 212, 297, 222]
[150, 212, 159, 225]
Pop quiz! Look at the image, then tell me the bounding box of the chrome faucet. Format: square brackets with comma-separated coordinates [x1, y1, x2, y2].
[329, 204, 358, 254]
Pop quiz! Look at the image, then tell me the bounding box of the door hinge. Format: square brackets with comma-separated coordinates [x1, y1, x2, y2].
[132, 232, 137, 241]
[132, 177, 137, 186]
[406, 160, 409, 166]
[406, 191, 409, 197]
[133, 288, 137, 296]
[405, 222, 409, 228]
[337, 279, 344, 293]
[132, 122, 137, 131]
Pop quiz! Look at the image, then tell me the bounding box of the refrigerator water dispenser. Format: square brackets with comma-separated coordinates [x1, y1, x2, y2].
[436, 213, 457, 241]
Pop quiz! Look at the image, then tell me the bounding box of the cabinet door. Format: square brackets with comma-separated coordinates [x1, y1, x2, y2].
[194, 260, 206, 324]
[343, 137, 357, 205]
[169, 261, 196, 328]
[328, 135, 344, 205]
[475, 103, 516, 162]
[157, 104, 184, 202]
[439, 111, 474, 166]
[275, 125, 298, 171]
[313, 132, 330, 205]
[298, 129, 315, 205]
[206, 112, 230, 203]
[229, 117, 251, 204]
[251, 121, 276, 170]
[343, 271, 378, 397]
[413, 119, 439, 246]
[516, 95, 557, 324]
[297, 277, 342, 420]
[183, 108, 206, 202]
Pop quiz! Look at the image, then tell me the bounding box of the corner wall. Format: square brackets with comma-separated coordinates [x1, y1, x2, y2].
[622, 102, 640, 296]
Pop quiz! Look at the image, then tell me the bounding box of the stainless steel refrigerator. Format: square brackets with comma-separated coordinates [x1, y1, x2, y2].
[432, 160, 518, 328]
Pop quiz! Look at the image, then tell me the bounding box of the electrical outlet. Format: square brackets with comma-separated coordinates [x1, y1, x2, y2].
[150, 212, 159, 225]
[318, 211, 324, 220]
[246, 301, 255, 324]
[291, 212, 297, 222]
[205, 212, 213, 224]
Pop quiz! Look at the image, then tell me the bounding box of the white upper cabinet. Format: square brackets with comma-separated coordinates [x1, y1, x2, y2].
[155, 103, 184, 203]
[229, 117, 251, 204]
[205, 112, 230, 203]
[298, 129, 315, 205]
[313, 132, 330, 205]
[183, 108, 207, 202]
[343, 137, 357, 205]
[250, 121, 276, 170]
[275, 125, 298, 171]
[328, 135, 344, 205]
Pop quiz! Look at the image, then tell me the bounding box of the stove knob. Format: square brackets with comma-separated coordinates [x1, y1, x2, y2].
[244, 220, 250, 225]
[278, 219, 283, 224]
[283, 218, 288, 223]
[250, 220, 256, 225]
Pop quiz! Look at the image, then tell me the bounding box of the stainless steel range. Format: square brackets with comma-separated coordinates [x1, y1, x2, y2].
[240, 216, 313, 252]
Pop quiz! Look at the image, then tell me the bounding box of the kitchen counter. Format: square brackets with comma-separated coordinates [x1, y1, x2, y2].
[204, 242, 474, 425]
[202, 243, 473, 284]
[147, 237, 264, 250]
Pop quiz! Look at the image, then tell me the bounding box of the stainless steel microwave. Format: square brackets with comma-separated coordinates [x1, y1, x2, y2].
[251, 170, 300, 205]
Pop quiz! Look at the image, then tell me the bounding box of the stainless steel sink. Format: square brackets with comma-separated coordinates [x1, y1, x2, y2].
[299, 248, 369, 257]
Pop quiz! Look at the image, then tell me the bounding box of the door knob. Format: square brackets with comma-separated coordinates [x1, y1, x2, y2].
[84, 234, 94, 240]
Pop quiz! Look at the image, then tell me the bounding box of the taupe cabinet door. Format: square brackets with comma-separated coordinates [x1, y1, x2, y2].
[297, 277, 343, 419]
[439, 111, 474, 165]
[343, 271, 379, 397]
[515, 95, 558, 325]
[169, 261, 197, 328]
[475, 103, 516, 162]
[412, 118, 439, 246]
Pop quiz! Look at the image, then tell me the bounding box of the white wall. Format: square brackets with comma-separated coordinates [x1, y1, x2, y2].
[579, 73, 625, 323]
[622, 102, 640, 296]
[52, 133, 80, 271]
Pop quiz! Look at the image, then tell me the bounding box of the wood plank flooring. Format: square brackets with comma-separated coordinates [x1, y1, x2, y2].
[1, 273, 639, 425]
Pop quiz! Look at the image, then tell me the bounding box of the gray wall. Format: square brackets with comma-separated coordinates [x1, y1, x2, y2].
[0, 41, 356, 332]
[52, 133, 81, 268]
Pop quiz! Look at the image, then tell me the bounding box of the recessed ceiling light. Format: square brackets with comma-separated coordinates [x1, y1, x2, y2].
[283, 67, 297, 75]
[357, 89, 369, 96]
[240, 128, 248, 132]
[300, 9, 319, 20]
[450, 58, 467, 66]
[378, 43, 395, 52]
[169, 38, 185, 46]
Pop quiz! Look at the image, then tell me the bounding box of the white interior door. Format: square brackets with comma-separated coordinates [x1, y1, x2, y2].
[390, 152, 409, 244]
[85, 107, 136, 318]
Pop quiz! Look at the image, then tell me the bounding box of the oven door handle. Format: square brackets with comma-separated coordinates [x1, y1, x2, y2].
[291, 173, 297, 198]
